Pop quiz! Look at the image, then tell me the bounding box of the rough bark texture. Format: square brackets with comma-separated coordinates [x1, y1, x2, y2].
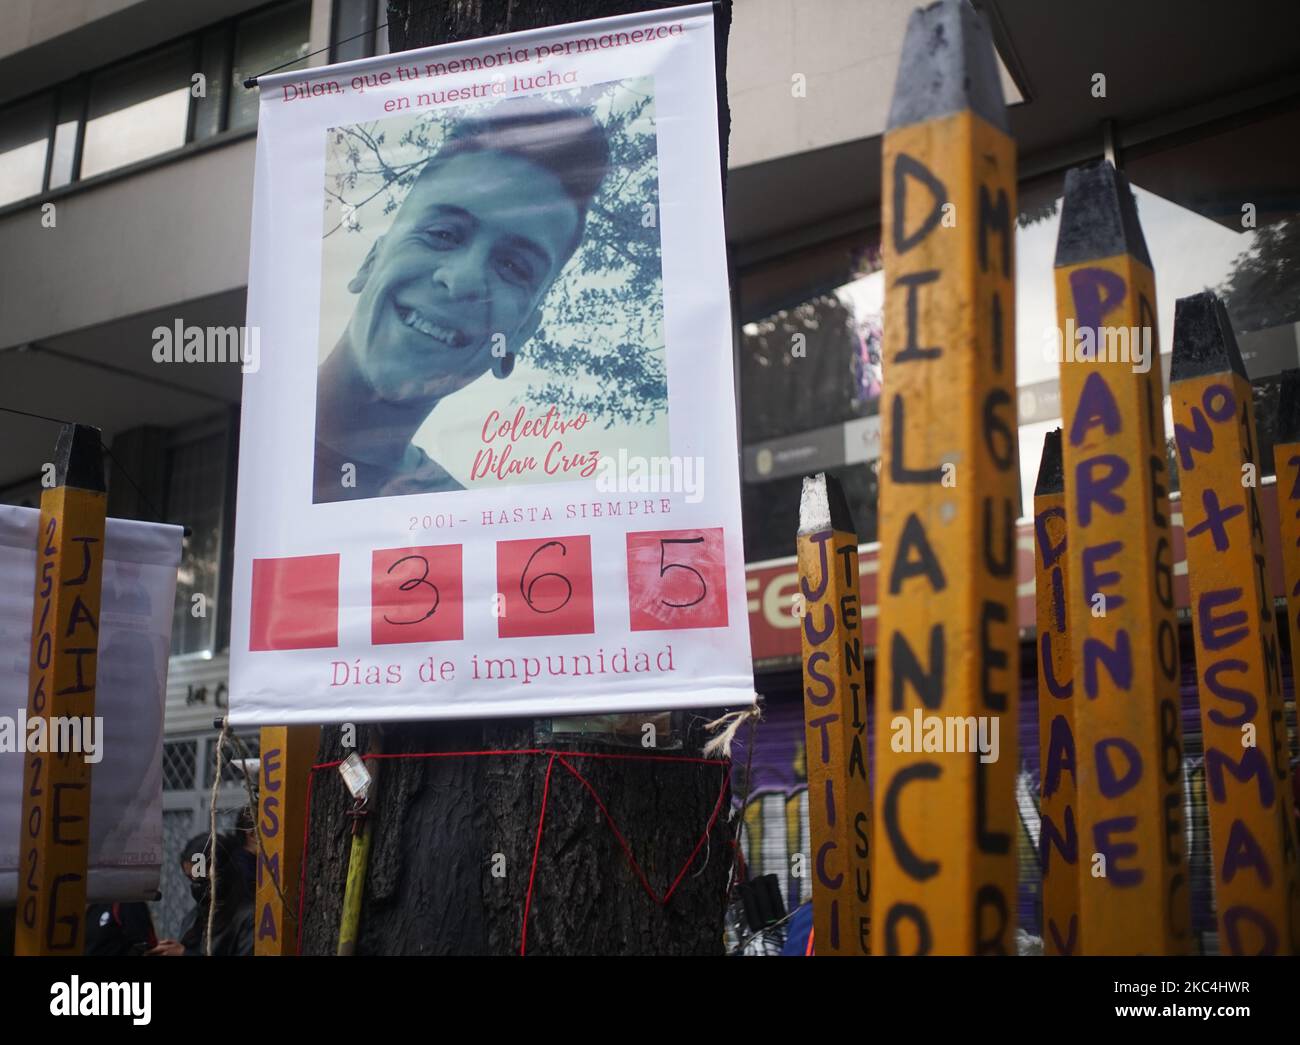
[300, 0, 734, 956]
[301, 718, 731, 954]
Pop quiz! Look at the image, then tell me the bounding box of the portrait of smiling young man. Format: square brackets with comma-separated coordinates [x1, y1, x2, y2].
[313, 100, 611, 503]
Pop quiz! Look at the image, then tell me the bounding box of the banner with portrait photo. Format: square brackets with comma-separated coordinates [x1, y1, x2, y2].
[230, 4, 753, 724]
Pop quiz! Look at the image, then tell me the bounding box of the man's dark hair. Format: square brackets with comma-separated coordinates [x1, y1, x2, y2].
[414, 99, 612, 259]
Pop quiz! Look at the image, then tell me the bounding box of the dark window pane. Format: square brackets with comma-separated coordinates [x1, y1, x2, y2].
[333, 0, 376, 63]
[194, 26, 232, 140]
[1126, 104, 1300, 478]
[82, 43, 191, 178]
[742, 464, 879, 563]
[47, 82, 83, 189]
[166, 431, 226, 655]
[230, 1, 312, 131]
[739, 238, 883, 445]
[0, 93, 51, 205]
[737, 235, 882, 561]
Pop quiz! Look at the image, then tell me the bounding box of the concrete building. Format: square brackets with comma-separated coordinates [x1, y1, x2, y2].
[2, 0, 1298, 944]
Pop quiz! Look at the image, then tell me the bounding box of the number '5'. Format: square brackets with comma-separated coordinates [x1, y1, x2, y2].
[659, 538, 706, 608]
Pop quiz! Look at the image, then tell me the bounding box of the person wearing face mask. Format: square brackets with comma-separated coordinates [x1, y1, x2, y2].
[147, 831, 254, 956]
[313, 98, 611, 503]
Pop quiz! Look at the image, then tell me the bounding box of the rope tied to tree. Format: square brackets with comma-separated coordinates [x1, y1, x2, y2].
[701, 699, 761, 760]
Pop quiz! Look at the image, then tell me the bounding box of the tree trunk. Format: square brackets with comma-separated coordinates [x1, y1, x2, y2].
[299, 0, 734, 956]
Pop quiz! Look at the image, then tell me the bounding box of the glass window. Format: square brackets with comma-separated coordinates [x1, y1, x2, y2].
[1011, 168, 1069, 510]
[1125, 105, 1300, 479]
[1015, 107, 1300, 495]
[0, 93, 51, 206]
[333, 0, 377, 63]
[166, 429, 227, 655]
[740, 236, 883, 443]
[230, 1, 312, 131]
[81, 44, 191, 179]
[193, 25, 232, 140]
[47, 82, 84, 189]
[738, 233, 883, 560]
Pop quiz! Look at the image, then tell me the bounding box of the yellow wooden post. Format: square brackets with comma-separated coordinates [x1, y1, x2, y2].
[797, 472, 872, 955]
[1034, 429, 1081, 954]
[1274, 371, 1300, 765]
[1170, 291, 1300, 954]
[15, 424, 107, 955]
[1053, 160, 1189, 954]
[872, 0, 1019, 955]
[255, 725, 320, 955]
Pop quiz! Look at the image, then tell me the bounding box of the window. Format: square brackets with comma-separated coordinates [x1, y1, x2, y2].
[1124, 105, 1300, 480]
[193, 25, 233, 141]
[166, 425, 229, 656]
[81, 44, 192, 180]
[47, 82, 85, 189]
[332, 0, 390, 63]
[737, 233, 884, 560]
[230, 1, 312, 131]
[0, 1, 311, 207]
[0, 93, 52, 207]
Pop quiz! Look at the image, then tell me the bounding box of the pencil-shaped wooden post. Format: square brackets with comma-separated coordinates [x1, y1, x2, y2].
[15, 424, 107, 956]
[1034, 429, 1081, 954]
[255, 725, 320, 955]
[797, 472, 872, 955]
[1171, 291, 1300, 955]
[872, 0, 1019, 955]
[1053, 160, 1189, 954]
[1273, 371, 1300, 757]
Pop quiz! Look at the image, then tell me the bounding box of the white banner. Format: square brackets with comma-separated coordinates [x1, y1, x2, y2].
[230, 4, 753, 724]
[0, 505, 181, 902]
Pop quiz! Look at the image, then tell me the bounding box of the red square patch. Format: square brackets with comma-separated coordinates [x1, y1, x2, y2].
[627, 528, 728, 632]
[371, 545, 463, 645]
[249, 554, 340, 651]
[496, 535, 595, 638]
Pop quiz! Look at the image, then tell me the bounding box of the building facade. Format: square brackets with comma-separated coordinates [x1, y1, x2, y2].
[1, 0, 1298, 945]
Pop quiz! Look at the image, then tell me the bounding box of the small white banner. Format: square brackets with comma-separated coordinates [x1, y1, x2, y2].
[0, 505, 181, 902]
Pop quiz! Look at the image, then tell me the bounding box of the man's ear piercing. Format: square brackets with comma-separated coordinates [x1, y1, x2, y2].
[494, 352, 515, 379]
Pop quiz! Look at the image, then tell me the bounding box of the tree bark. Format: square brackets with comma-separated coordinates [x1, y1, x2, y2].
[299, 0, 734, 956]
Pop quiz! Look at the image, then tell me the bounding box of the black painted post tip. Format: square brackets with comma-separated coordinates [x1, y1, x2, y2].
[1277, 370, 1300, 446]
[886, 0, 1008, 133]
[797, 471, 858, 536]
[1034, 428, 1064, 497]
[1170, 291, 1247, 384]
[53, 423, 106, 493]
[1054, 159, 1152, 270]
